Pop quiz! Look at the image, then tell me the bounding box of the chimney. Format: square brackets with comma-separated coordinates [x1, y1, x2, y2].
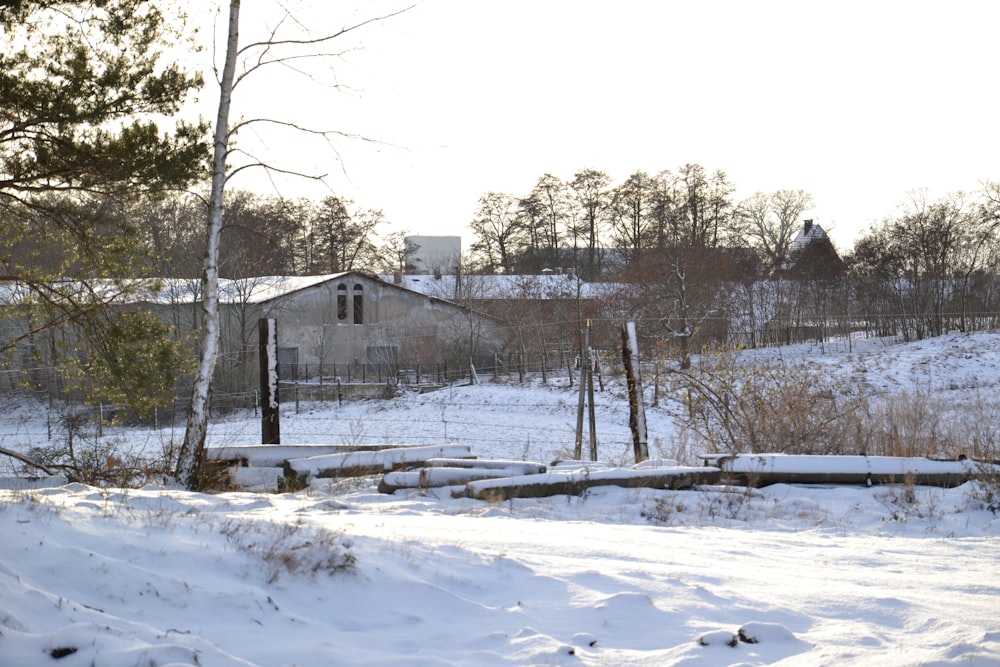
[803, 220, 814, 235]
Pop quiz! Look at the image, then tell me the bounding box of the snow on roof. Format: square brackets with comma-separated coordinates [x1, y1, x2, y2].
[382, 274, 623, 300]
[0, 274, 356, 307]
[788, 220, 828, 256]
[227, 274, 352, 304]
[3, 272, 620, 309]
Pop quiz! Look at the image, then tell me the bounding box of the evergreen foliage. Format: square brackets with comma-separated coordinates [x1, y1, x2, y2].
[1, 1, 208, 410]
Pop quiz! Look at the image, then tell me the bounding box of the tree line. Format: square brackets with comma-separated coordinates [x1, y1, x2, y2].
[137, 190, 405, 279]
[468, 167, 1000, 281]
[467, 166, 817, 279]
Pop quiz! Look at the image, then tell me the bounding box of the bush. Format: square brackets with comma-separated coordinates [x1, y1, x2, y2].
[662, 348, 1000, 461]
[663, 349, 864, 455]
[220, 518, 356, 583]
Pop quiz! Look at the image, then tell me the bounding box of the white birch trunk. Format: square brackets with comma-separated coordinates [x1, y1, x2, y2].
[176, 0, 240, 489]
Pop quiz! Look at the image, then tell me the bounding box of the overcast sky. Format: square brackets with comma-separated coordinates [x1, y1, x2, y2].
[212, 0, 1000, 252]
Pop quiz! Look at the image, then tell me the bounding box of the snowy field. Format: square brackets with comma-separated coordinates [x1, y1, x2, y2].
[2, 331, 1000, 666]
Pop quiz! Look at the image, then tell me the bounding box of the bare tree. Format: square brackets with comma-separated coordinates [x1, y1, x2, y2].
[526, 173, 570, 269]
[609, 170, 655, 265]
[219, 190, 306, 276]
[305, 196, 384, 273]
[378, 230, 417, 275]
[570, 168, 611, 279]
[675, 163, 734, 248]
[469, 192, 522, 274]
[737, 189, 814, 272]
[177, 1, 412, 489]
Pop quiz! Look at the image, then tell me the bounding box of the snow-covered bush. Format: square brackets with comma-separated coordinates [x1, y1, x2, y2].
[220, 518, 356, 583]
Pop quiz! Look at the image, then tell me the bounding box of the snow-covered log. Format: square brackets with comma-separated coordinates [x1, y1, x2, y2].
[423, 458, 546, 474]
[285, 444, 474, 486]
[378, 462, 548, 494]
[205, 444, 396, 468]
[712, 454, 990, 487]
[466, 466, 721, 501]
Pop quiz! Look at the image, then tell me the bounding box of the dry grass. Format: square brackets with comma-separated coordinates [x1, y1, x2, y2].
[665, 349, 1000, 462]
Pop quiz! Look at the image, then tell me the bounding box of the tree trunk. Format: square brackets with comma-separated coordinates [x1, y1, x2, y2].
[176, 0, 240, 490]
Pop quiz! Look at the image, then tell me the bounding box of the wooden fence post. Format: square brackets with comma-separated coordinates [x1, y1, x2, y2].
[622, 321, 648, 463]
[259, 318, 280, 445]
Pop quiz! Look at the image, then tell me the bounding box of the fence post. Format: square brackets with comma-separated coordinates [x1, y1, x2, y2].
[258, 318, 280, 445]
[621, 321, 648, 463]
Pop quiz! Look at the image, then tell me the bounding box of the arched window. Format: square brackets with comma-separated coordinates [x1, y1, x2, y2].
[336, 284, 347, 321]
[353, 284, 364, 324]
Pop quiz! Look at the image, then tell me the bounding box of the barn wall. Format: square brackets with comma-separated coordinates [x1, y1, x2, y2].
[236, 275, 501, 380]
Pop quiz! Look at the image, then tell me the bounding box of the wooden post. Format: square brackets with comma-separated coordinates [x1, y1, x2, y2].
[575, 321, 597, 460]
[259, 318, 280, 444]
[587, 350, 597, 461]
[621, 321, 648, 462]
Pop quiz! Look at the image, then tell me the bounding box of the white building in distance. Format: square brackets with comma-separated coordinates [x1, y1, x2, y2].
[405, 236, 461, 275]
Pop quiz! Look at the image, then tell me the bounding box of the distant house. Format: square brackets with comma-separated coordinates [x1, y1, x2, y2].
[209, 272, 503, 382]
[779, 221, 845, 280]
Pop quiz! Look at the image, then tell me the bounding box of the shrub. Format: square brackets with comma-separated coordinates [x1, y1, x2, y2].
[220, 518, 356, 583]
[663, 349, 864, 455]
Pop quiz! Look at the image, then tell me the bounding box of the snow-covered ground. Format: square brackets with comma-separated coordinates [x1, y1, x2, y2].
[2, 331, 1000, 666]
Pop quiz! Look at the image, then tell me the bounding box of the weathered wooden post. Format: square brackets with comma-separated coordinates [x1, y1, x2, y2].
[621, 321, 648, 462]
[574, 320, 598, 460]
[258, 318, 280, 444]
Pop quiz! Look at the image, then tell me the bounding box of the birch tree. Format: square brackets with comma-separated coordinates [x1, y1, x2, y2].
[176, 1, 411, 489]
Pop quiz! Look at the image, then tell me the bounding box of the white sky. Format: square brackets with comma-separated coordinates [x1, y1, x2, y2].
[207, 0, 1000, 252]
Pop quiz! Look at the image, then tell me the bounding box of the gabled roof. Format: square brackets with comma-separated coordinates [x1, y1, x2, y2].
[110, 273, 356, 306]
[781, 221, 845, 278]
[787, 220, 829, 257]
